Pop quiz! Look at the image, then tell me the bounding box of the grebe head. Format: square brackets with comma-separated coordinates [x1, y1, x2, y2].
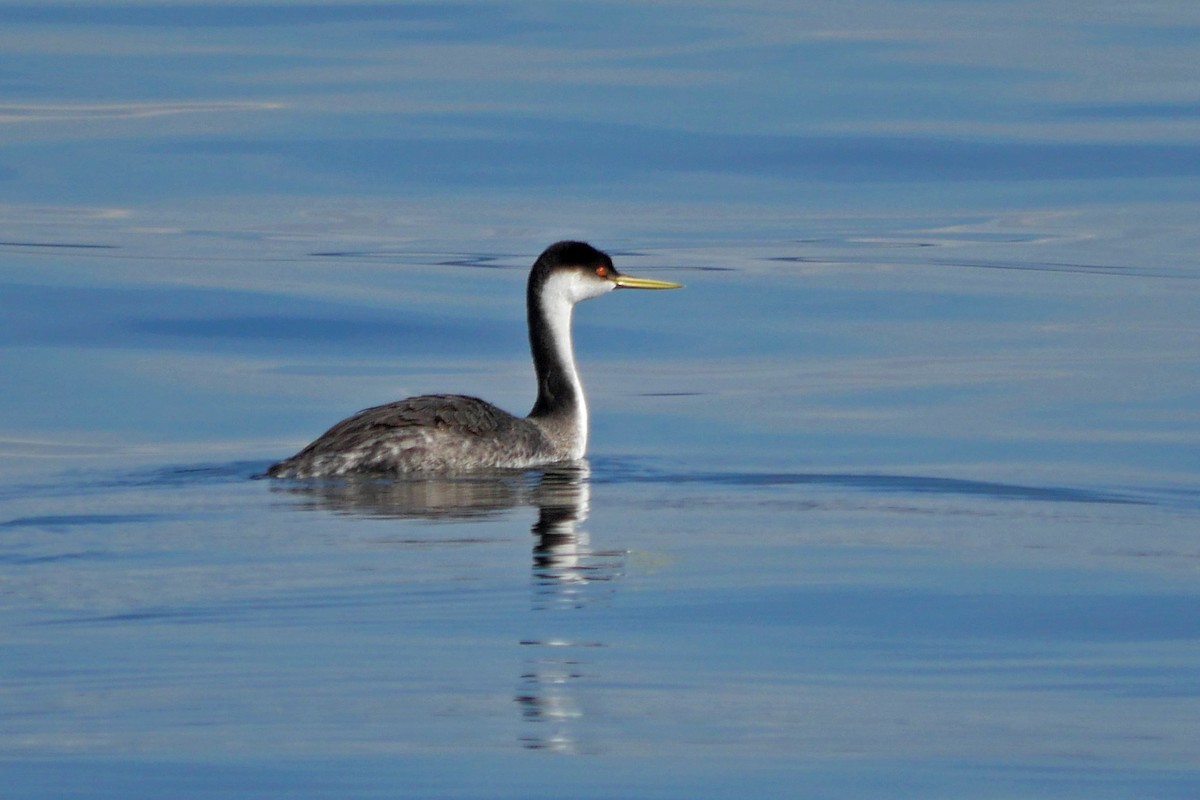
[529, 241, 683, 309]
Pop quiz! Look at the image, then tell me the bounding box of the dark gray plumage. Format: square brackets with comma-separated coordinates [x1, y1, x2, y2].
[266, 394, 565, 477]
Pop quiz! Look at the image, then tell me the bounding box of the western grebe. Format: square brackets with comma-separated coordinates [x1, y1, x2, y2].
[266, 241, 682, 477]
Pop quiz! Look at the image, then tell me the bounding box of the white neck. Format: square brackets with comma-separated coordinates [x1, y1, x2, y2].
[537, 276, 588, 457]
[527, 270, 614, 457]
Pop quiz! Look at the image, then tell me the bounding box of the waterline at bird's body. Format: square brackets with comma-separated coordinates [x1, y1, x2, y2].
[266, 241, 681, 478]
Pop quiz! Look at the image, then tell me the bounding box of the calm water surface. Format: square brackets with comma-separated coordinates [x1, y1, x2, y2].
[2, 2, 1199, 798]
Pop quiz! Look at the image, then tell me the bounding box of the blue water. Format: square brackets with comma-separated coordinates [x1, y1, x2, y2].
[3, 3, 1200, 798]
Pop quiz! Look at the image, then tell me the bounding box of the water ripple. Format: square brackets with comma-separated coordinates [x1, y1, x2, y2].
[589, 459, 1160, 507]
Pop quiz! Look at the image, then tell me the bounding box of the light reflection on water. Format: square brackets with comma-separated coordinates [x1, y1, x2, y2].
[2, 216, 1198, 791]
[2, 447, 1199, 795]
[268, 463, 622, 755]
[3, 0, 1200, 797]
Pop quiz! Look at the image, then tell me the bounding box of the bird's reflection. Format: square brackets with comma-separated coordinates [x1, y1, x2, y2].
[268, 469, 530, 519]
[529, 465, 622, 610]
[519, 464, 622, 753]
[269, 461, 620, 754]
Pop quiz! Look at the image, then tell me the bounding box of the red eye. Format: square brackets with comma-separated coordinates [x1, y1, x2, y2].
[595, 265, 608, 277]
